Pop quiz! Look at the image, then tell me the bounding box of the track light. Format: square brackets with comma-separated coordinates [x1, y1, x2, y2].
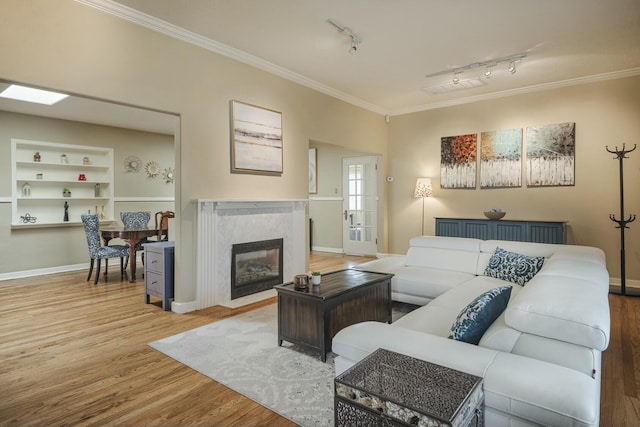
[484, 61, 496, 78]
[426, 53, 527, 80]
[327, 18, 362, 54]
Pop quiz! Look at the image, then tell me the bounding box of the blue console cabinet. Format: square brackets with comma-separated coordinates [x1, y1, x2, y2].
[144, 241, 175, 311]
[435, 218, 566, 244]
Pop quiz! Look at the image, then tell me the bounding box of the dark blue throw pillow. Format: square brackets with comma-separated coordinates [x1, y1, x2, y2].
[448, 285, 512, 345]
[484, 247, 545, 286]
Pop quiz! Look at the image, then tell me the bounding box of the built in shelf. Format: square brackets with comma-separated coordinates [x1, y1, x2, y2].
[11, 139, 115, 228]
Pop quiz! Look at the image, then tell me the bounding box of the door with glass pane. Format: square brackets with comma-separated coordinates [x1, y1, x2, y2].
[342, 156, 378, 255]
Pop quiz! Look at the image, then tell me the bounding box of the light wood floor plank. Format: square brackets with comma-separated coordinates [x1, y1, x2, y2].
[0, 252, 637, 426]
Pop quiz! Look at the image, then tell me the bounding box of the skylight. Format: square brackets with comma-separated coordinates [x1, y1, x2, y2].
[0, 84, 69, 105]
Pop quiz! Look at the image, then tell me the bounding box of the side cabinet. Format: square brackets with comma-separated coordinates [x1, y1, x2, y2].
[435, 218, 565, 244]
[144, 241, 175, 311]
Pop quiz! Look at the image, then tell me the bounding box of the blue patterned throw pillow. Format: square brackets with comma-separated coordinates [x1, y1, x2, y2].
[484, 247, 545, 286]
[448, 286, 512, 345]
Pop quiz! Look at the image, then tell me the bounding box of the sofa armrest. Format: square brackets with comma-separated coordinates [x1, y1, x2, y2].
[485, 352, 600, 427]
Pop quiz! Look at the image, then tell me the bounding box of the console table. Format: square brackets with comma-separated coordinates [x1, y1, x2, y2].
[435, 217, 566, 244]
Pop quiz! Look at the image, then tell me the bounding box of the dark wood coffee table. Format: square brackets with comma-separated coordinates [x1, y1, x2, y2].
[274, 269, 393, 362]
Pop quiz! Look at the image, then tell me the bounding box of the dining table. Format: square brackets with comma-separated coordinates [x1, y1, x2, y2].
[100, 225, 159, 282]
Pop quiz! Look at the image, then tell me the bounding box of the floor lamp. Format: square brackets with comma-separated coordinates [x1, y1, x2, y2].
[413, 178, 433, 236]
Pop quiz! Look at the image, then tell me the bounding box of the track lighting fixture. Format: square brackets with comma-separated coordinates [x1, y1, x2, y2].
[327, 18, 362, 54]
[426, 53, 526, 81]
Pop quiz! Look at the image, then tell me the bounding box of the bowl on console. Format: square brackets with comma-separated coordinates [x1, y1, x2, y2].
[484, 211, 506, 220]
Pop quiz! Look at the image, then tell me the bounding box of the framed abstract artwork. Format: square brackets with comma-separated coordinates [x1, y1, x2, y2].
[309, 148, 317, 193]
[526, 122, 575, 187]
[230, 100, 283, 175]
[480, 128, 523, 188]
[441, 134, 477, 189]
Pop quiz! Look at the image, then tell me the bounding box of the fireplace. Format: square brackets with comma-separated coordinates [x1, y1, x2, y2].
[231, 238, 283, 299]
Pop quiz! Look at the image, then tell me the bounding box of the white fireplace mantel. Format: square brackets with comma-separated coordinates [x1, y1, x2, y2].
[188, 199, 308, 311]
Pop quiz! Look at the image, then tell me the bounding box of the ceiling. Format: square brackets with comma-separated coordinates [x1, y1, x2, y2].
[2, 0, 639, 133]
[109, 0, 640, 115]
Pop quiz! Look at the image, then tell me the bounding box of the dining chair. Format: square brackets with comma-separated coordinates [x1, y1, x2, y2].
[154, 210, 175, 241]
[81, 214, 130, 285]
[120, 211, 151, 266]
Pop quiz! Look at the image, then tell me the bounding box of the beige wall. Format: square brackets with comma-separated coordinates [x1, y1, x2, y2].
[387, 76, 640, 280]
[0, 111, 175, 274]
[0, 1, 388, 302]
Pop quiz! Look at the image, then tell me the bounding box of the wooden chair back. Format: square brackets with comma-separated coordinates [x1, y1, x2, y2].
[154, 211, 175, 241]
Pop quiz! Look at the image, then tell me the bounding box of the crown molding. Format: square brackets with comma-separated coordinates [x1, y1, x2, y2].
[75, 1, 640, 118]
[391, 67, 640, 116]
[75, 0, 387, 115]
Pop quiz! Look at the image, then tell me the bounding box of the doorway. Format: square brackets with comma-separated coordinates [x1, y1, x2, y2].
[342, 156, 378, 255]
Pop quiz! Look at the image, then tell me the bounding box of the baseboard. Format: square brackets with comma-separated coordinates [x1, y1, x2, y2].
[0, 254, 144, 282]
[0, 263, 88, 282]
[171, 300, 198, 314]
[609, 277, 640, 288]
[311, 246, 343, 254]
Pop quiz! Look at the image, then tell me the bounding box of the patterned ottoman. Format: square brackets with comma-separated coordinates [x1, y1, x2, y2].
[335, 348, 483, 427]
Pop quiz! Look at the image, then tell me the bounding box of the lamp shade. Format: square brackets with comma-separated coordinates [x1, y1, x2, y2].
[413, 178, 433, 198]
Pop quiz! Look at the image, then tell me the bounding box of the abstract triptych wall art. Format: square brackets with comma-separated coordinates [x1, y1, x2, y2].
[480, 128, 522, 188]
[440, 134, 477, 189]
[439, 123, 575, 190]
[526, 122, 575, 187]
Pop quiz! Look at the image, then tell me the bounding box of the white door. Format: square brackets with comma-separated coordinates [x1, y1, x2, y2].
[342, 156, 378, 255]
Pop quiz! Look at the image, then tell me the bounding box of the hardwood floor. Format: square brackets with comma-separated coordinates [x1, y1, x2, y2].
[0, 252, 637, 426]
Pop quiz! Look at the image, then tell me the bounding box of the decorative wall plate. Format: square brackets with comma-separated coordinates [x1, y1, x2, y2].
[124, 156, 142, 173]
[145, 161, 161, 178]
[163, 167, 175, 184]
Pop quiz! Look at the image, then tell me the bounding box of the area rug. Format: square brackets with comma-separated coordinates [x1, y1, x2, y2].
[149, 303, 417, 427]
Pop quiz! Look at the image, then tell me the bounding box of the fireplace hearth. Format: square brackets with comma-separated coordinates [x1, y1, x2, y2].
[231, 238, 283, 299]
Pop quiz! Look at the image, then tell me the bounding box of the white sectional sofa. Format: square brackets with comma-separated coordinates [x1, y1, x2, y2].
[332, 236, 610, 427]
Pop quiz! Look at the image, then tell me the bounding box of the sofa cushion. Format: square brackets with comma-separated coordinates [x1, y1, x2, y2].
[405, 236, 481, 275]
[505, 275, 610, 351]
[392, 266, 475, 301]
[448, 285, 513, 344]
[484, 247, 545, 286]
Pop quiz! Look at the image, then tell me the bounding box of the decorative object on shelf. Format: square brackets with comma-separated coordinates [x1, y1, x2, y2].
[36, 173, 43, 180]
[64, 201, 69, 222]
[413, 178, 433, 235]
[124, 155, 142, 173]
[606, 143, 637, 296]
[484, 208, 506, 220]
[60, 154, 68, 164]
[100, 205, 105, 220]
[63, 188, 71, 197]
[145, 161, 161, 178]
[162, 167, 175, 184]
[21, 182, 31, 197]
[231, 100, 283, 176]
[33, 152, 41, 162]
[20, 213, 37, 224]
[78, 173, 86, 181]
[83, 156, 90, 165]
[311, 271, 321, 285]
[94, 183, 101, 197]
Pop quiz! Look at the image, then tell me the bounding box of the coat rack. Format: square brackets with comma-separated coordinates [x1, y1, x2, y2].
[606, 143, 637, 295]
